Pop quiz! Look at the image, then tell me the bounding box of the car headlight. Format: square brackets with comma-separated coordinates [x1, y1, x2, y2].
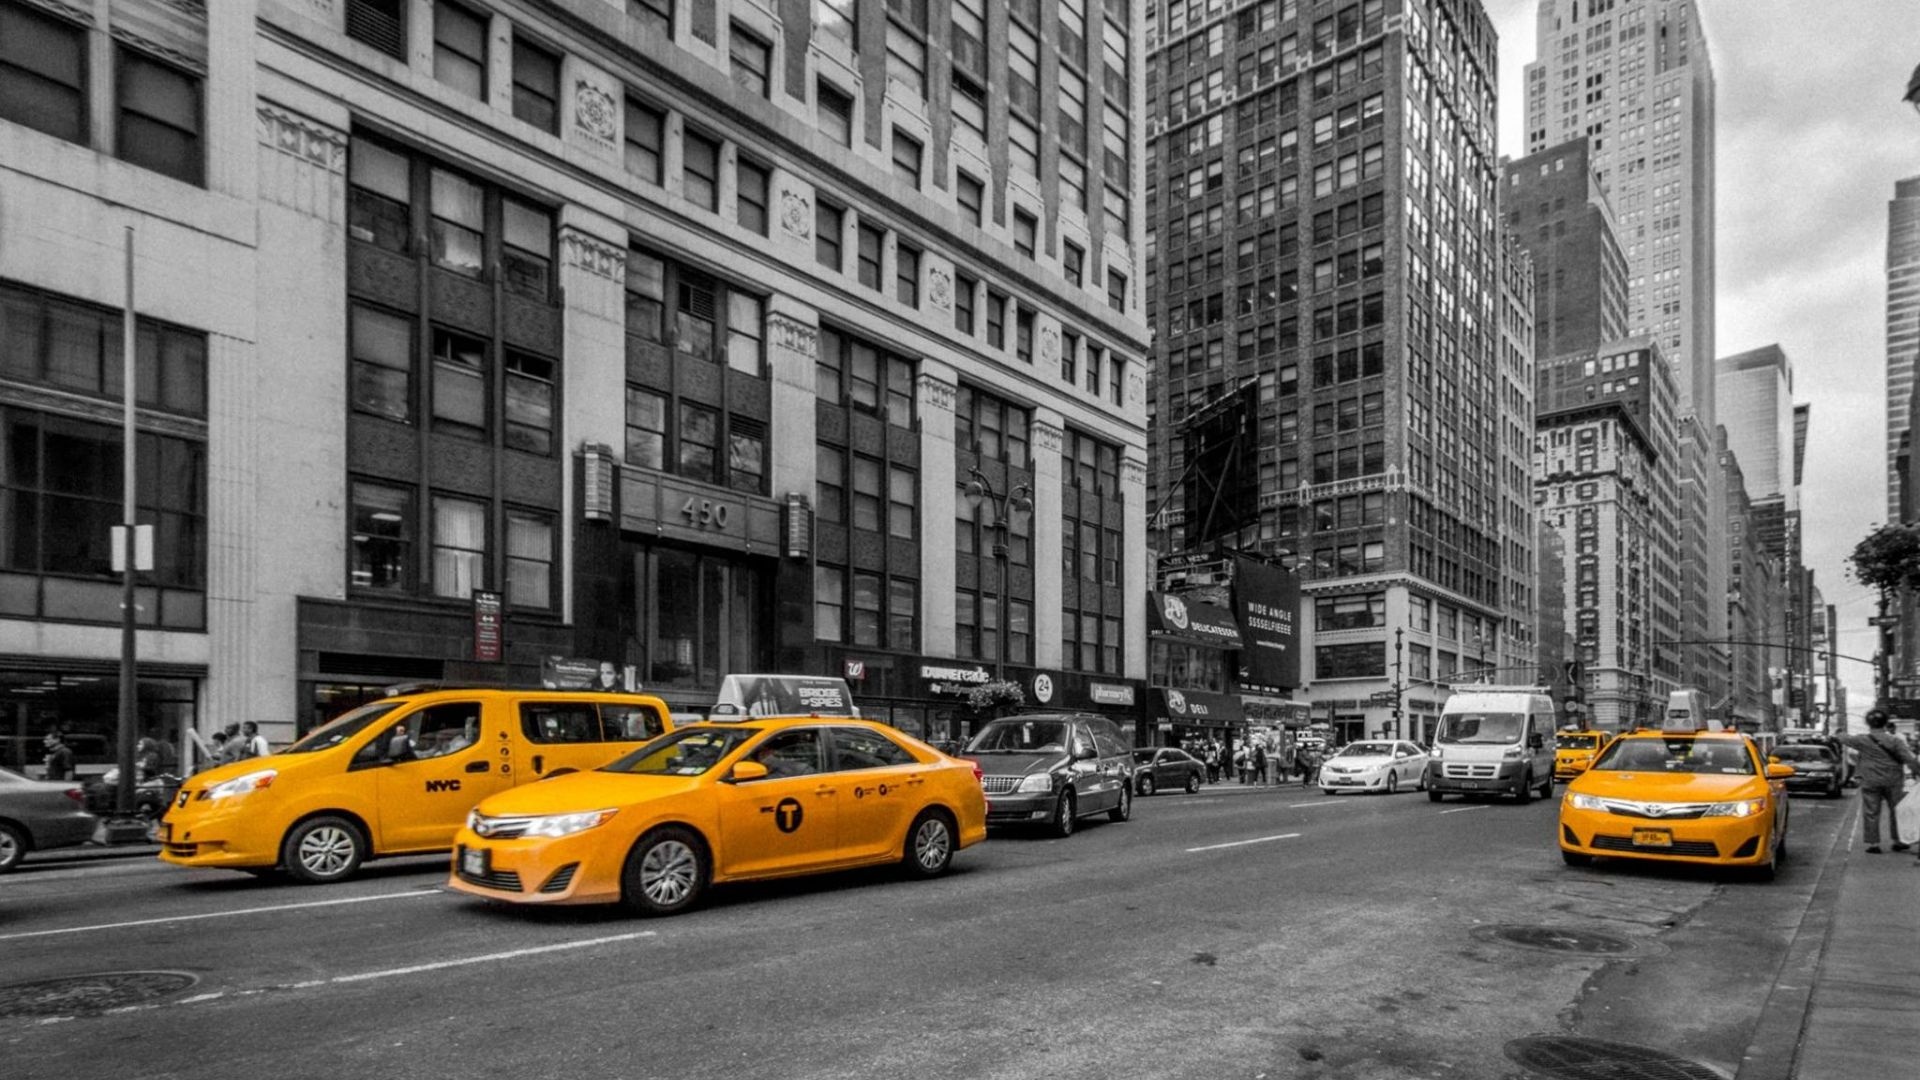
[1016, 773, 1053, 794]
[1429, 747, 1444, 760]
[205, 769, 276, 800]
[1702, 799, 1764, 819]
[1502, 746, 1524, 759]
[521, 809, 618, 838]
[465, 809, 482, 832]
[1567, 792, 1607, 811]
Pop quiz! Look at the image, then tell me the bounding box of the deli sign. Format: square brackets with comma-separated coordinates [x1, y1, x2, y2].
[1150, 591, 1244, 648]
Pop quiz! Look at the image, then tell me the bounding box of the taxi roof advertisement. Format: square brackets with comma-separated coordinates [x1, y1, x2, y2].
[1231, 554, 1300, 691]
[1149, 591, 1244, 649]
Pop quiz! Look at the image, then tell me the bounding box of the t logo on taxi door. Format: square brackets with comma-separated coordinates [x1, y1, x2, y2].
[425, 778, 462, 793]
[774, 797, 803, 833]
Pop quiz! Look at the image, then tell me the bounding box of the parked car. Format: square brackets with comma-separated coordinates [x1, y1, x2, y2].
[1769, 743, 1844, 798]
[1317, 740, 1429, 795]
[963, 714, 1134, 837]
[0, 766, 99, 872]
[1131, 747, 1205, 795]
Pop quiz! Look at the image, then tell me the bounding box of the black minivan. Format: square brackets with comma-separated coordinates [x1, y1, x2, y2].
[962, 714, 1135, 837]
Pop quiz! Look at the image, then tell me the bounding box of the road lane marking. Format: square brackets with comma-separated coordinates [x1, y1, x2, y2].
[1186, 833, 1301, 852]
[1287, 800, 1348, 808]
[1438, 805, 1489, 815]
[0, 888, 443, 943]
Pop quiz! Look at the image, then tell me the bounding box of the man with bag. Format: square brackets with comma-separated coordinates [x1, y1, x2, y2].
[1836, 708, 1920, 854]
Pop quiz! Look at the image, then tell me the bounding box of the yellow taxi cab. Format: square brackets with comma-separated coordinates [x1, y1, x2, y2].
[1558, 722, 1794, 879]
[446, 713, 988, 915]
[159, 687, 672, 884]
[1554, 728, 1614, 780]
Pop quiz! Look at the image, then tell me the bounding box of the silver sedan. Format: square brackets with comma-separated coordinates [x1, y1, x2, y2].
[0, 766, 99, 872]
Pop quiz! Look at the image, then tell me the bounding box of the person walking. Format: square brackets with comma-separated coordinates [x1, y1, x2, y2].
[1251, 741, 1268, 787]
[215, 723, 243, 764]
[41, 731, 75, 782]
[1836, 708, 1920, 854]
[1277, 736, 1297, 786]
[238, 721, 271, 760]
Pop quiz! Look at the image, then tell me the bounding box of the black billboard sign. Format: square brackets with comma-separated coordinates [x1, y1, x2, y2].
[1232, 555, 1300, 690]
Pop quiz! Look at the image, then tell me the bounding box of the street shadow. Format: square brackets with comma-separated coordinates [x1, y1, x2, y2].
[163, 854, 448, 893]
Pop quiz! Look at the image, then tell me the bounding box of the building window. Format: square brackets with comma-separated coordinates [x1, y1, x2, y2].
[431, 495, 487, 599]
[889, 465, 917, 539]
[955, 273, 977, 333]
[952, 70, 986, 140]
[1013, 209, 1038, 259]
[625, 97, 666, 183]
[816, 565, 846, 641]
[625, 387, 667, 469]
[818, 81, 853, 145]
[350, 305, 414, 423]
[815, 444, 845, 521]
[816, 0, 857, 52]
[1060, 330, 1078, 383]
[682, 129, 720, 211]
[503, 350, 554, 454]
[896, 243, 920, 306]
[1109, 354, 1124, 405]
[885, 18, 926, 99]
[631, 0, 673, 38]
[890, 578, 918, 649]
[817, 325, 915, 426]
[0, 1, 87, 144]
[892, 128, 923, 186]
[729, 415, 766, 493]
[116, 48, 202, 186]
[1015, 308, 1034, 364]
[349, 481, 413, 593]
[954, 385, 1031, 469]
[505, 510, 554, 608]
[501, 198, 553, 299]
[728, 23, 770, 97]
[433, 1, 488, 99]
[956, 171, 984, 226]
[857, 222, 885, 290]
[346, 0, 409, 59]
[431, 327, 487, 437]
[851, 572, 885, 645]
[678, 401, 719, 483]
[348, 137, 411, 251]
[736, 158, 770, 235]
[429, 167, 486, 276]
[816, 201, 844, 270]
[850, 455, 883, 531]
[1063, 241, 1085, 287]
[511, 34, 560, 133]
[1107, 269, 1126, 312]
[987, 290, 1007, 348]
[725, 292, 764, 376]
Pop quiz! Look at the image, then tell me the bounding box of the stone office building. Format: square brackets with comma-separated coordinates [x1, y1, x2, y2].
[0, 0, 1151, 767]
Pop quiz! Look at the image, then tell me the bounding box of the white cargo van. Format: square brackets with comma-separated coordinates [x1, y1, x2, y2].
[1664, 688, 1712, 729]
[1425, 686, 1557, 802]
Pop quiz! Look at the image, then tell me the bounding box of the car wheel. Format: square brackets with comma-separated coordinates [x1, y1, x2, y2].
[1515, 771, 1534, 804]
[903, 809, 956, 879]
[1185, 772, 1201, 794]
[1538, 772, 1554, 800]
[1561, 850, 1594, 867]
[1385, 771, 1400, 795]
[1050, 789, 1077, 838]
[281, 816, 366, 885]
[1108, 782, 1133, 823]
[1138, 773, 1156, 797]
[622, 826, 707, 916]
[0, 822, 27, 873]
[1416, 769, 1428, 792]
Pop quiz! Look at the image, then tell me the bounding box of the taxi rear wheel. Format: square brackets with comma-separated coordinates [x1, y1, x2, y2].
[282, 816, 366, 885]
[622, 827, 707, 917]
[903, 809, 956, 879]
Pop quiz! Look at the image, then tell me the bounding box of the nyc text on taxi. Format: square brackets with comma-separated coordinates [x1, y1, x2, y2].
[159, 689, 672, 883]
[1558, 724, 1793, 879]
[447, 716, 988, 915]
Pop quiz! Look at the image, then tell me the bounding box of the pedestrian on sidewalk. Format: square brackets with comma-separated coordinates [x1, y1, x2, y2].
[41, 731, 74, 782]
[238, 721, 271, 760]
[1251, 741, 1268, 787]
[1836, 708, 1920, 854]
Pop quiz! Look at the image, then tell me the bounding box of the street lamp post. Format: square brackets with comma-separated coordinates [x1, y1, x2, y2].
[963, 466, 1033, 684]
[1392, 627, 1404, 740]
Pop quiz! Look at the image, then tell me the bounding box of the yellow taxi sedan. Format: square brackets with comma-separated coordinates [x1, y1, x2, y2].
[1554, 729, 1614, 780]
[1559, 725, 1794, 879]
[447, 716, 987, 915]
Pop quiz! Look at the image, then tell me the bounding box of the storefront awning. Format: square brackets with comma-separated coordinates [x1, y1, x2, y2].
[1153, 687, 1246, 726]
[1149, 592, 1244, 649]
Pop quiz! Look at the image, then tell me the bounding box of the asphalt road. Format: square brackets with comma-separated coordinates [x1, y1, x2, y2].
[0, 782, 1852, 1080]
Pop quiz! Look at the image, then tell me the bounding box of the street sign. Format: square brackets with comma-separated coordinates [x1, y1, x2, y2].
[1869, 615, 1901, 627]
[1893, 675, 1920, 688]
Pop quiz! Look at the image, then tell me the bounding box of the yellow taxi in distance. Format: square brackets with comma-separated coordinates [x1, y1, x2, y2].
[1554, 729, 1614, 780]
[446, 715, 988, 915]
[159, 688, 673, 883]
[1559, 725, 1793, 879]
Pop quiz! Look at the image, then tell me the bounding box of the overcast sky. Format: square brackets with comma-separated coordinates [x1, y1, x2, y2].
[1482, 0, 1915, 718]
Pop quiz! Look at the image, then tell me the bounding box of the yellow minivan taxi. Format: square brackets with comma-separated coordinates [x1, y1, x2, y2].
[446, 715, 988, 915]
[1554, 729, 1613, 779]
[159, 688, 673, 883]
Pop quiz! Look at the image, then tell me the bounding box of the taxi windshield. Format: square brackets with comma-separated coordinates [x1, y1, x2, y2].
[600, 727, 758, 776]
[965, 720, 1070, 753]
[282, 702, 402, 755]
[1592, 737, 1755, 775]
[1435, 712, 1523, 744]
[1336, 742, 1394, 758]
[1557, 734, 1600, 750]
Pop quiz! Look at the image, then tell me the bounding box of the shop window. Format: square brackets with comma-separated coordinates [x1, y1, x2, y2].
[625, 97, 666, 183]
[511, 34, 560, 133]
[116, 48, 202, 186]
[349, 481, 413, 593]
[433, 1, 487, 100]
[0, 2, 88, 144]
[626, 544, 771, 686]
[431, 495, 487, 599]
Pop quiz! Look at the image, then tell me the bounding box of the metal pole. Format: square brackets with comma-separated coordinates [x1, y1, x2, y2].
[116, 226, 137, 818]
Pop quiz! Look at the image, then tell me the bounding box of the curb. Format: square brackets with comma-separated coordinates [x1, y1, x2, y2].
[23, 844, 162, 868]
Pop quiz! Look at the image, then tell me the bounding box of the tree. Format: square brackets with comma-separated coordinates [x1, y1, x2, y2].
[1846, 522, 1920, 594]
[964, 680, 1024, 718]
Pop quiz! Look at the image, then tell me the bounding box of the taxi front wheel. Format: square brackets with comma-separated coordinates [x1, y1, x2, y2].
[282, 816, 366, 884]
[622, 826, 707, 917]
[903, 809, 956, 878]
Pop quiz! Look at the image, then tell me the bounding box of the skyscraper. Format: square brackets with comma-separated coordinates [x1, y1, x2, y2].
[1886, 177, 1920, 519]
[1144, 0, 1526, 742]
[1501, 138, 1627, 361]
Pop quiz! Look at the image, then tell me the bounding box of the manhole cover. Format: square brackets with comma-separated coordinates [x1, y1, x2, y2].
[0, 971, 199, 1018]
[1473, 924, 1647, 956]
[1506, 1036, 1723, 1080]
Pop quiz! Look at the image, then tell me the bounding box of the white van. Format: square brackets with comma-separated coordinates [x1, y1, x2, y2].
[1665, 687, 1712, 729]
[1425, 686, 1557, 803]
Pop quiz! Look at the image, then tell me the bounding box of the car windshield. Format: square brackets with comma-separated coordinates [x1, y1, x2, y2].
[1435, 712, 1523, 744]
[601, 727, 759, 776]
[282, 702, 402, 755]
[1557, 734, 1600, 750]
[1771, 745, 1834, 764]
[1592, 737, 1755, 775]
[965, 720, 1070, 753]
[1336, 742, 1394, 758]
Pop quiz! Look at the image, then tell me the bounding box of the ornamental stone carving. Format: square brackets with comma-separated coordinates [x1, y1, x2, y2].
[1039, 324, 1060, 363]
[927, 267, 953, 311]
[1122, 459, 1148, 487]
[768, 312, 819, 360]
[917, 373, 955, 412]
[1031, 421, 1063, 454]
[257, 104, 346, 172]
[560, 230, 625, 282]
[780, 186, 813, 239]
[574, 80, 617, 143]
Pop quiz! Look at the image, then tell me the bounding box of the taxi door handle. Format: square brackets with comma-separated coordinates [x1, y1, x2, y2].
[813, 787, 838, 797]
[532, 755, 544, 774]
[465, 760, 490, 774]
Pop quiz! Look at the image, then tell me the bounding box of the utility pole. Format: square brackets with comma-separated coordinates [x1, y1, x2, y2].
[114, 227, 137, 819]
[1392, 627, 1404, 740]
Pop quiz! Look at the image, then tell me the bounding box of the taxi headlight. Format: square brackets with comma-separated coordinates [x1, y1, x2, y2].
[1567, 792, 1607, 811]
[205, 769, 276, 800]
[465, 809, 482, 833]
[522, 809, 618, 837]
[1016, 773, 1053, 794]
[1702, 799, 1763, 819]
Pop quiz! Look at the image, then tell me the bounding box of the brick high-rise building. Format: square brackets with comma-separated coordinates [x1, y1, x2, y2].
[1501, 138, 1626, 362]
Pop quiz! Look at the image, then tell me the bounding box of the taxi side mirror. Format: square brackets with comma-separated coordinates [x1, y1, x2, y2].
[1766, 763, 1795, 779]
[727, 760, 769, 783]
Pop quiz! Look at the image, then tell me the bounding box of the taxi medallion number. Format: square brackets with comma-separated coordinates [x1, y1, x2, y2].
[1631, 829, 1673, 848]
[461, 847, 488, 877]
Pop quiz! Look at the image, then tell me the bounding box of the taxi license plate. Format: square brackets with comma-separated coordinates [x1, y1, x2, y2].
[1631, 829, 1674, 848]
[460, 847, 488, 877]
